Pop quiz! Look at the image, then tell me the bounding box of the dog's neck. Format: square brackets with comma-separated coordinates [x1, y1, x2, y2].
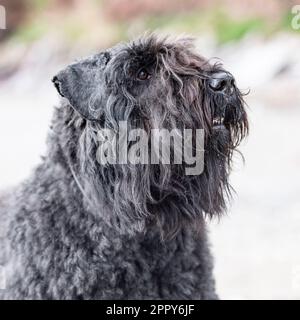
[46, 105, 209, 239]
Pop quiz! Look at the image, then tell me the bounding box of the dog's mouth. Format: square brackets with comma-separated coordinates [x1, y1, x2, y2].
[210, 94, 248, 150]
[212, 117, 225, 129]
[211, 93, 245, 131]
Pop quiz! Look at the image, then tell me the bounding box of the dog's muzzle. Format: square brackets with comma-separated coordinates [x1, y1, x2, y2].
[208, 72, 244, 129]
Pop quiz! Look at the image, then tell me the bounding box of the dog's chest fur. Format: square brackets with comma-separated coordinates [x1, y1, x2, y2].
[0, 157, 216, 300]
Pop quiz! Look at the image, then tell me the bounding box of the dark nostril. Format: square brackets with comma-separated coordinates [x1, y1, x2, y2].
[209, 72, 234, 92]
[217, 79, 227, 91]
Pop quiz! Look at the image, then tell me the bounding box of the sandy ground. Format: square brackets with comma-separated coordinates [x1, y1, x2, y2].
[0, 33, 299, 299]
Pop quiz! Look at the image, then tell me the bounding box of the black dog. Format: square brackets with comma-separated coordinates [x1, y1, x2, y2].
[0, 35, 248, 299]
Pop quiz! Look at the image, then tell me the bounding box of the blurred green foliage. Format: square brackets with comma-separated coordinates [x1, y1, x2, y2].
[144, 9, 267, 44]
[9, 1, 298, 45]
[212, 12, 265, 43]
[13, 20, 49, 43]
[29, 0, 50, 11]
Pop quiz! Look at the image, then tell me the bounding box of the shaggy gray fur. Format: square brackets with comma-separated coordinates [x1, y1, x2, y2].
[0, 35, 247, 300]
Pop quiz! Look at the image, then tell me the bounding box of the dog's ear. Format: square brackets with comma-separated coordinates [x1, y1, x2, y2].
[52, 52, 110, 121]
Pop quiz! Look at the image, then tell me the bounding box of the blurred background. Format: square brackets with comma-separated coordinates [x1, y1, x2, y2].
[0, 0, 299, 299]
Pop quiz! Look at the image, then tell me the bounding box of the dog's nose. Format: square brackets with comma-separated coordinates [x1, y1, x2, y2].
[208, 72, 234, 92]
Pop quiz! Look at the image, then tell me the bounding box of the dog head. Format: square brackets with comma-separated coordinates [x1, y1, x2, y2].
[53, 35, 248, 238]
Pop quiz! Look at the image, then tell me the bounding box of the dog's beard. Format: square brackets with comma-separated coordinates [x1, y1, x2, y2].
[74, 85, 247, 239]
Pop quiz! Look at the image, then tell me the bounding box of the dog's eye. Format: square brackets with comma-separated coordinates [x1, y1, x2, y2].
[137, 68, 151, 81]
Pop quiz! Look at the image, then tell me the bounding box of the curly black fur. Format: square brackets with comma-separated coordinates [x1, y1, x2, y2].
[0, 35, 247, 299]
